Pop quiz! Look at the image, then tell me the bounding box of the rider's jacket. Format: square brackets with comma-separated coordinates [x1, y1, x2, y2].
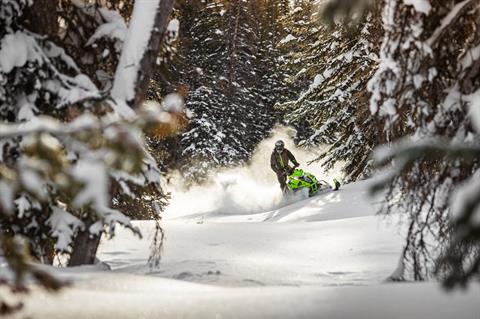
[270, 149, 298, 174]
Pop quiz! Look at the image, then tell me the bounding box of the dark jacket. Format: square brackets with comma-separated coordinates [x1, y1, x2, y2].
[270, 149, 298, 174]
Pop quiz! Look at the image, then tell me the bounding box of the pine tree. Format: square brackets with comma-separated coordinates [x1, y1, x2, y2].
[175, 0, 233, 181]
[162, 0, 287, 183]
[0, 0, 175, 283]
[278, 1, 318, 97]
[255, 0, 291, 123]
[368, 0, 480, 285]
[277, 3, 382, 181]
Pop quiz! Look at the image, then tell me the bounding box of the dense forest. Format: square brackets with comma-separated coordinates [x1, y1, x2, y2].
[0, 0, 480, 315]
[152, 0, 382, 184]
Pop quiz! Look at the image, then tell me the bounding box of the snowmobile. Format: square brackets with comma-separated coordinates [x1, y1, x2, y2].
[286, 167, 340, 197]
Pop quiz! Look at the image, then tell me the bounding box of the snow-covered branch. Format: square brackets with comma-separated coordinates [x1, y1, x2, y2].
[111, 0, 175, 116]
[427, 0, 477, 47]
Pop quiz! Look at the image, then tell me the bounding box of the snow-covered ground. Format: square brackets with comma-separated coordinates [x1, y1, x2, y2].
[97, 180, 399, 287]
[10, 177, 480, 318]
[17, 275, 480, 319]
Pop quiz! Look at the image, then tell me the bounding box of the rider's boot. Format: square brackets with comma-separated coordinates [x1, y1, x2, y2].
[333, 178, 340, 191]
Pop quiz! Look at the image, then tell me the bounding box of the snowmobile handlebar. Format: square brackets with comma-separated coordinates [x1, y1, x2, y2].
[284, 164, 299, 176]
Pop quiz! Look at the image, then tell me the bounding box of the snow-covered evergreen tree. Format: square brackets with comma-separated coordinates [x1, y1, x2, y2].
[173, 0, 232, 181]
[277, 3, 381, 181]
[0, 0, 175, 284]
[277, 1, 319, 103]
[255, 0, 291, 123]
[163, 0, 288, 183]
[369, 0, 480, 286]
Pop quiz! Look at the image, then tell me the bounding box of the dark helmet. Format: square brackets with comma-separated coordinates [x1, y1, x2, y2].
[275, 140, 285, 152]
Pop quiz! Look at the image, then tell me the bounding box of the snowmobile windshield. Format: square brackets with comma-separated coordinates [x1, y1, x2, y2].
[290, 169, 303, 177]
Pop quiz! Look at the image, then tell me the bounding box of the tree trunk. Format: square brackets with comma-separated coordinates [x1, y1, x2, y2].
[25, 0, 59, 38]
[68, 221, 101, 266]
[111, 0, 175, 110]
[134, 0, 175, 109]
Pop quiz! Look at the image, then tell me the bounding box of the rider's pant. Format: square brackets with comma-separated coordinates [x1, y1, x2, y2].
[276, 172, 287, 193]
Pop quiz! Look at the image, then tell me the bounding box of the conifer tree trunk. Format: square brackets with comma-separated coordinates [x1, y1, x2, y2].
[111, 0, 175, 110]
[68, 220, 101, 266]
[25, 0, 58, 38]
[133, 0, 175, 108]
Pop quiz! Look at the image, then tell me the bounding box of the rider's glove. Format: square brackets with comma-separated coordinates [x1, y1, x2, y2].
[294, 163, 299, 168]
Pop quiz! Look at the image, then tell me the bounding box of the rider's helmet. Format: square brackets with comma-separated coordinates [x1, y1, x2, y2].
[275, 140, 285, 153]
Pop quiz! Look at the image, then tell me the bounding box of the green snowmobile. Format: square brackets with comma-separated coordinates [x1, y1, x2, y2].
[286, 167, 340, 197]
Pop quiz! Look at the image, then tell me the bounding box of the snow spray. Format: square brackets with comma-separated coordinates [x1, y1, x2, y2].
[163, 125, 345, 220]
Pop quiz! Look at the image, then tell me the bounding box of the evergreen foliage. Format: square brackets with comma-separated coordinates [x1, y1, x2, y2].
[368, 0, 480, 286]
[159, 0, 290, 183]
[277, 3, 382, 181]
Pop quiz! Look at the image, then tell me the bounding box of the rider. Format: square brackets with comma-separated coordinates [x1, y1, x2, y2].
[270, 140, 299, 192]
